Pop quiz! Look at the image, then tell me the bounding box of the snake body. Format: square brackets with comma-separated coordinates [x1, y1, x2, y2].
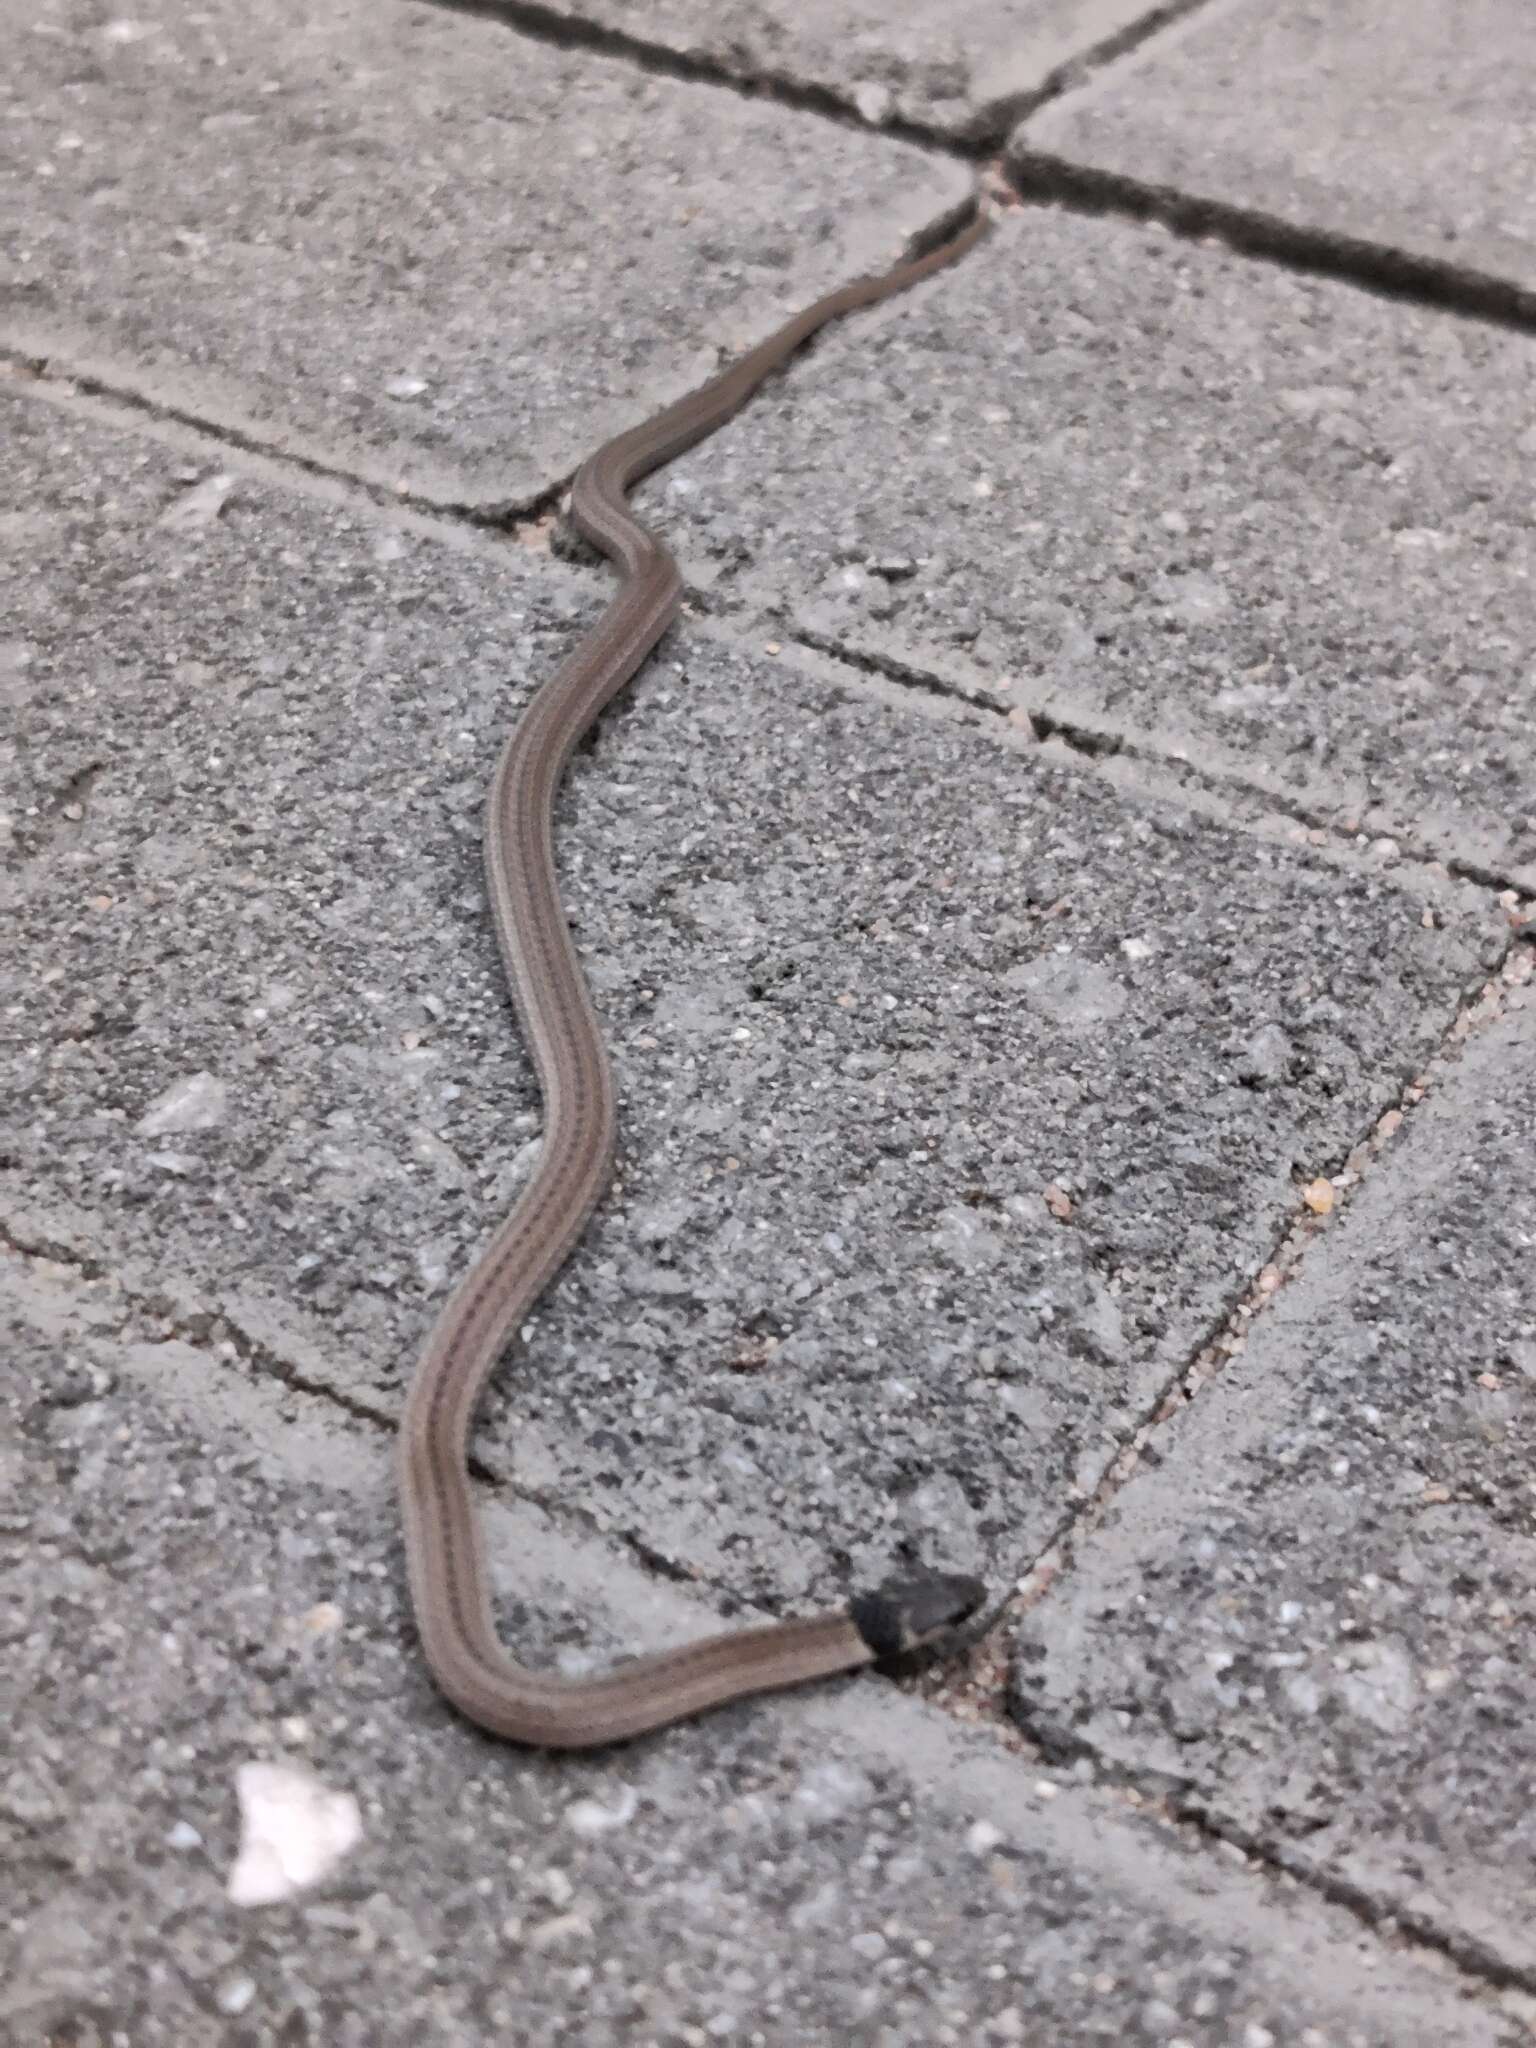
[398, 209, 988, 1748]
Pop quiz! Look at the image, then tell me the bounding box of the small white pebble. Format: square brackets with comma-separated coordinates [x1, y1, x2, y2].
[165, 1819, 202, 1851]
[565, 1785, 637, 1836]
[136, 1070, 228, 1136]
[215, 1973, 256, 2016]
[849, 79, 893, 124]
[965, 1818, 1005, 1856]
[526, 1910, 591, 1950]
[158, 473, 236, 532]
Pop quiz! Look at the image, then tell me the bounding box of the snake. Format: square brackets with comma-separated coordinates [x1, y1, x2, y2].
[397, 205, 990, 1749]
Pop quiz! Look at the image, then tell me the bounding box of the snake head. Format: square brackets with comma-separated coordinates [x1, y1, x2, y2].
[849, 1570, 987, 1669]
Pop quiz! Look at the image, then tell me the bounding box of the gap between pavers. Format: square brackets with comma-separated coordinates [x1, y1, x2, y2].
[923, 935, 1533, 1707]
[1010, 980, 1536, 1990]
[432, 0, 1204, 146]
[646, 206, 1536, 895]
[1012, 0, 1536, 306]
[8, 352, 1522, 917]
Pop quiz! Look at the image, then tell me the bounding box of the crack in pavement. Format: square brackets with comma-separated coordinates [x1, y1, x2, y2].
[11, 214, 1529, 905]
[429, 0, 968, 156]
[429, 0, 1222, 154]
[929, 935, 1534, 1700]
[0, 1214, 785, 1622]
[1006, 148, 1536, 340]
[0, 348, 567, 534]
[923, 933, 1536, 2001]
[749, 621, 1535, 901]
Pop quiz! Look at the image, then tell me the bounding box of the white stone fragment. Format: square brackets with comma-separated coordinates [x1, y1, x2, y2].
[565, 1785, 638, 1836]
[158, 472, 236, 530]
[216, 1973, 257, 2016]
[849, 80, 894, 125]
[136, 1071, 229, 1135]
[226, 1762, 362, 1907]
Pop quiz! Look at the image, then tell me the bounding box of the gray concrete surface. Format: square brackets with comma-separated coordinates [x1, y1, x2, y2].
[651, 206, 1536, 891]
[3, 391, 1506, 1614]
[1011, 982, 1536, 1980]
[4, 1243, 1519, 2048]
[6, 0, 1536, 2036]
[0, 0, 966, 511]
[465, 0, 1179, 141]
[1015, 0, 1536, 296]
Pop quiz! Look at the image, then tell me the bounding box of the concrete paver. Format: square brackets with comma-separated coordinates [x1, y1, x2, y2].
[3, 1244, 1518, 2048]
[1014, 0, 1536, 297]
[3, 390, 1505, 1616]
[0, 0, 966, 511]
[1011, 982, 1536, 1981]
[650, 207, 1536, 889]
